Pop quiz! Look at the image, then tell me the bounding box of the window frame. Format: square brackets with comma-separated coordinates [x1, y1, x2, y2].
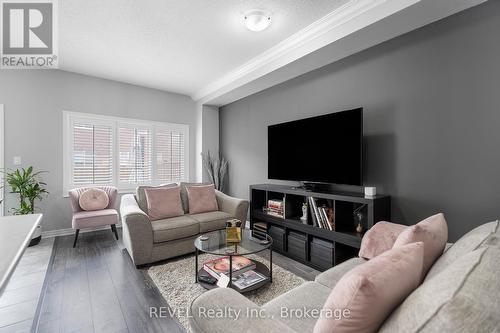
[63, 111, 190, 195]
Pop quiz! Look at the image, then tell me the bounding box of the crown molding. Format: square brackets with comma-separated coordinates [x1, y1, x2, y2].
[193, 0, 421, 103]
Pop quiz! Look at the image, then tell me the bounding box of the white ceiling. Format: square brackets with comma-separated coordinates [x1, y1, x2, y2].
[60, 0, 349, 97]
[204, 0, 487, 105]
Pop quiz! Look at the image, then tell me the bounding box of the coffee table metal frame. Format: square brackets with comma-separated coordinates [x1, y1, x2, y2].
[194, 229, 273, 292]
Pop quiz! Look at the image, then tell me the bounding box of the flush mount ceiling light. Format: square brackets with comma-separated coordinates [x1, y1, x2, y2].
[244, 10, 271, 32]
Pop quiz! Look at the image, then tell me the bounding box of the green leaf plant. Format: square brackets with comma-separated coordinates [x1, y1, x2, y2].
[3, 166, 49, 215]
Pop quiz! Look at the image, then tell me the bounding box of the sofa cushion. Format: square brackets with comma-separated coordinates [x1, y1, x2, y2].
[186, 184, 219, 214]
[144, 186, 184, 221]
[359, 221, 408, 259]
[136, 183, 177, 212]
[263, 281, 331, 333]
[72, 209, 118, 229]
[314, 242, 424, 333]
[190, 211, 232, 233]
[78, 188, 109, 211]
[379, 245, 497, 333]
[180, 182, 210, 213]
[151, 215, 199, 243]
[314, 257, 367, 289]
[190, 288, 295, 333]
[393, 213, 448, 278]
[425, 220, 498, 281]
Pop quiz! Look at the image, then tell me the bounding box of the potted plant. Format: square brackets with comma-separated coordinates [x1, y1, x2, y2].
[4, 166, 49, 246]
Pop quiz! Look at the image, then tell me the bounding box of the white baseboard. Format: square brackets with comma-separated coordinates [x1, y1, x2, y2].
[42, 224, 122, 238]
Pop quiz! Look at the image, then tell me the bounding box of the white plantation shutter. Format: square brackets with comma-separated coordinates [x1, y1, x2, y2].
[64, 112, 189, 192]
[72, 123, 113, 185]
[155, 128, 186, 182]
[119, 126, 152, 184]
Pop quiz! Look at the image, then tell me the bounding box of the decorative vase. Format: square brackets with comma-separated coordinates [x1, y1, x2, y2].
[356, 222, 363, 234]
[353, 204, 367, 234]
[226, 219, 242, 243]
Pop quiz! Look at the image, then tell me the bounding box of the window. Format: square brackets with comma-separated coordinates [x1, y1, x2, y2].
[63, 111, 189, 192]
[72, 123, 113, 185]
[155, 126, 186, 182]
[118, 126, 152, 184]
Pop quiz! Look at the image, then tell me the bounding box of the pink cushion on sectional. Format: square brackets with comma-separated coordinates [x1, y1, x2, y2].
[359, 221, 408, 259]
[78, 188, 109, 211]
[144, 186, 184, 221]
[314, 242, 424, 333]
[393, 213, 448, 278]
[186, 184, 218, 214]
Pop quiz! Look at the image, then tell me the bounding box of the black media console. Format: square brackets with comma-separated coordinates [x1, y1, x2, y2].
[249, 184, 391, 271]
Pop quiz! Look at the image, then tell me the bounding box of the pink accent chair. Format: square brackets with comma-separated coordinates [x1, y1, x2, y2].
[69, 186, 119, 248]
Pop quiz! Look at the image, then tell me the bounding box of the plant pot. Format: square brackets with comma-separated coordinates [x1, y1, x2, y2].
[28, 225, 42, 247]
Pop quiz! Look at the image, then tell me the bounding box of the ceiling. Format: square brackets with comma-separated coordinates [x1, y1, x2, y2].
[60, 0, 349, 97]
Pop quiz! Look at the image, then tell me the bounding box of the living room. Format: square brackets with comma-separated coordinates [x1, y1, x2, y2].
[0, 0, 499, 332]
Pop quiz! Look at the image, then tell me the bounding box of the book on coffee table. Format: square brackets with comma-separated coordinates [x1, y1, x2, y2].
[231, 270, 267, 290]
[203, 256, 256, 280]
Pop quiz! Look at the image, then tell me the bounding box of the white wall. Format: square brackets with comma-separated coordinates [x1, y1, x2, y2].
[0, 70, 198, 232]
[201, 105, 220, 182]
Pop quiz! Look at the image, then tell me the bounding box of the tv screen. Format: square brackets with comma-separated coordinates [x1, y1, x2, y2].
[268, 108, 363, 186]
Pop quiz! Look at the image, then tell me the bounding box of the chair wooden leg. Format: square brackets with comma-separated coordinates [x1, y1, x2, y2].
[73, 229, 80, 248]
[111, 224, 119, 240]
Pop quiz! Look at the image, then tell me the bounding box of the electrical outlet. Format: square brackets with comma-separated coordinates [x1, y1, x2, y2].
[13, 156, 21, 165]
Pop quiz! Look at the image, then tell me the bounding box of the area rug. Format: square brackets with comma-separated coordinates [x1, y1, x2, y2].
[148, 253, 305, 332]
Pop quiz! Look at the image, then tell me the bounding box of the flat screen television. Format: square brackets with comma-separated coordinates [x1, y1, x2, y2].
[268, 108, 363, 186]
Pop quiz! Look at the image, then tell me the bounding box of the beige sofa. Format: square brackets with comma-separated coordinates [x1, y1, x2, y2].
[190, 221, 500, 333]
[120, 183, 249, 266]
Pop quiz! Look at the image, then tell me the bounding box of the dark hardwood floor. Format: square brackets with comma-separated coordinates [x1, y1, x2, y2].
[33, 229, 320, 333]
[33, 230, 184, 333]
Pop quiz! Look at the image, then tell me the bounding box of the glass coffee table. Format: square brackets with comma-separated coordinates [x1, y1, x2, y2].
[194, 229, 273, 293]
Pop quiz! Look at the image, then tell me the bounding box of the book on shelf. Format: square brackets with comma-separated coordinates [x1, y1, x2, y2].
[317, 205, 325, 229]
[268, 199, 284, 209]
[203, 256, 256, 280]
[251, 222, 269, 241]
[326, 206, 335, 231]
[253, 222, 268, 231]
[252, 228, 268, 240]
[231, 270, 267, 291]
[319, 206, 332, 230]
[266, 209, 284, 218]
[267, 198, 285, 218]
[307, 197, 335, 230]
[308, 197, 318, 227]
[311, 197, 324, 228]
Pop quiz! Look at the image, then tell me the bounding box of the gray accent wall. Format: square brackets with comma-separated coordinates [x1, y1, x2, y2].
[220, 1, 500, 241]
[0, 70, 197, 232]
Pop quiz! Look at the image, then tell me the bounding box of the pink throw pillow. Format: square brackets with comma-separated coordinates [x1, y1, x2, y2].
[359, 221, 408, 259]
[144, 186, 184, 221]
[79, 188, 109, 211]
[393, 213, 448, 278]
[186, 184, 218, 214]
[314, 242, 424, 333]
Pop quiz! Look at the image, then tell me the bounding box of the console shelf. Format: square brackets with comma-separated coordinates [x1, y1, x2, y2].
[249, 184, 391, 271]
